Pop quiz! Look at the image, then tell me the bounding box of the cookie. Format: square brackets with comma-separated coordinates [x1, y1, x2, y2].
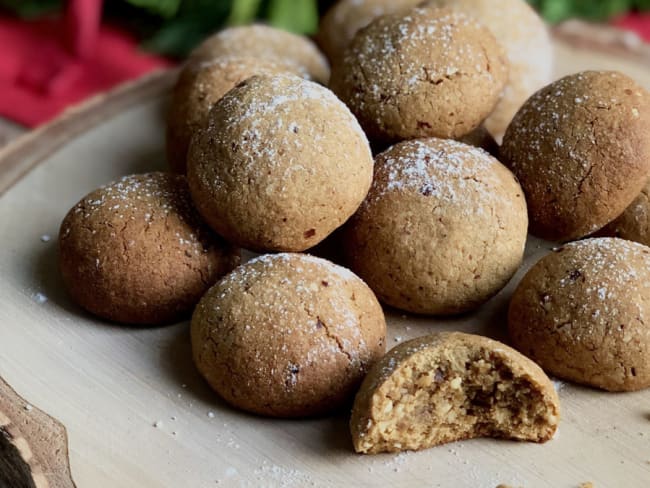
[166, 57, 290, 174]
[424, 0, 553, 140]
[343, 138, 527, 315]
[188, 24, 330, 84]
[599, 180, 650, 246]
[330, 7, 509, 143]
[191, 253, 386, 417]
[509, 238, 650, 392]
[350, 332, 560, 454]
[317, 0, 421, 68]
[188, 73, 373, 252]
[501, 71, 650, 241]
[59, 172, 240, 325]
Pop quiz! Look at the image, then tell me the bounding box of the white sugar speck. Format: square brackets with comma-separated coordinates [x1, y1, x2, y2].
[32, 292, 48, 304]
[153, 420, 163, 428]
[40, 234, 51, 242]
[24, 404, 33, 412]
[207, 411, 215, 418]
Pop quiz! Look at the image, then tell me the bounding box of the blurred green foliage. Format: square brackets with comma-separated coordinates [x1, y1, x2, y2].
[0, 0, 649, 57]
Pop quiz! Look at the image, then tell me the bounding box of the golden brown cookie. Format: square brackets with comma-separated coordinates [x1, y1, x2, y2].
[343, 138, 527, 315]
[188, 24, 330, 84]
[350, 332, 560, 454]
[330, 7, 509, 143]
[188, 73, 374, 252]
[166, 57, 291, 174]
[501, 71, 650, 242]
[59, 172, 240, 325]
[191, 253, 386, 417]
[424, 0, 553, 140]
[317, 0, 421, 68]
[599, 180, 650, 246]
[509, 238, 650, 392]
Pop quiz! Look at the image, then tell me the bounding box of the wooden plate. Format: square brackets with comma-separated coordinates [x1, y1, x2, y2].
[1, 37, 649, 488]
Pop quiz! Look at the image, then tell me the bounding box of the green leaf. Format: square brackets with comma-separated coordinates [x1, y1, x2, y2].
[124, 0, 182, 18]
[0, 0, 61, 18]
[227, 0, 262, 25]
[266, 0, 318, 34]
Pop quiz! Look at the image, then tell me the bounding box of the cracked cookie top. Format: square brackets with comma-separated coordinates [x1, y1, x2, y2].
[329, 6, 508, 143]
[188, 24, 330, 85]
[58, 172, 240, 325]
[501, 70, 650, 242]
[343, 138, 528, 315]
[190, 253, 386, 417]
[187, 73, 373, 253]
[509, 237, 650, 392]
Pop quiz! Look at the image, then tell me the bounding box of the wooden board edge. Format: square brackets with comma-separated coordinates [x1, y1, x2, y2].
[0, 378, 76, 488]
[553, 19, 650, 65]
[0, 67, 179, 197]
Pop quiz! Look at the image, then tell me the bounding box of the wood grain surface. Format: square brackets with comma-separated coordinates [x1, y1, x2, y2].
[0, 35, 649, 488]
[0, 378, 75, 488]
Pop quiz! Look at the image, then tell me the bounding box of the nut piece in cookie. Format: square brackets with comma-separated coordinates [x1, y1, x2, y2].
[59, 172, 240, 325]
[350, 332, 560, 454]
[599, 180, 650, 246]
[424, 0, 553, 140]
[509, 237, 650, 392]
[343, 138, 527, 315]
[167, 57, 291, 174]
[501, 71, 650, 241]
[188, 73, 374, 253]
[188, 24, 330, 84]
[191, 253, 386, 417]
[330, 7, 509, 143]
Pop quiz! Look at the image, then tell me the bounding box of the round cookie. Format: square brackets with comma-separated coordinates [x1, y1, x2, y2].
[191, 253, 386, 417]
[188, 24, 330, 84]
[59, 172, 240, 325]
[424, 0, 553, 140]
[600, 179, 650, 246]
[166, 57, 290, 174]
[509, 238, 650, 392]
[188, 73, 374, 253]
[343, 138, 528, 315]
[501, 71, 650, 242]
[317, 0, 421, 68]
[330, 7, 509, 143]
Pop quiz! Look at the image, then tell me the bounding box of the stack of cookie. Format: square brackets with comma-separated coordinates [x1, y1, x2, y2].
[57, 0, 650, 457]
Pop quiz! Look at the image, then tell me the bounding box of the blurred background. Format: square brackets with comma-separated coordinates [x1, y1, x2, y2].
[0, 0, 649, 128]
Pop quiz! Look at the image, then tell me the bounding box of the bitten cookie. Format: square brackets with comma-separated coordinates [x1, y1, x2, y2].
[59, 173, 240, 325]
[167, 57, 290, 174]
[509, 238, 650, 392]
[188, 74, 374, 252]
[351, 332, 560, 454]
[330, 7, 509, 143]
[343, 138, 527, 315]
[188, 24, 330, 84]
[501, 71, 650, 241]
[191, 253, 386, 417]
[600, 180, 650, 246]
[317, 0, 421, 68]
[424, 0, 553, 139]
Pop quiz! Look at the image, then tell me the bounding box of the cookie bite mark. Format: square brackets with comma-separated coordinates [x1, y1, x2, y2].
[351, 332, 560, 454]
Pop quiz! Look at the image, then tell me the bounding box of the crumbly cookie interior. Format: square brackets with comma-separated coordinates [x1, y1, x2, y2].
[355, 348, 558, 453]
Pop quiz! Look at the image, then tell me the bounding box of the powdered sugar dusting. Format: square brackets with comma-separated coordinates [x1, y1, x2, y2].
[363, 138, 516, 218]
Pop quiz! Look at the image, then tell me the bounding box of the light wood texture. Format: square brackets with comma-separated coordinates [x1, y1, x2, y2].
[0, 378, 76, 488]
[0, 38, 649, 488]
[0, 69, 177, 197]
